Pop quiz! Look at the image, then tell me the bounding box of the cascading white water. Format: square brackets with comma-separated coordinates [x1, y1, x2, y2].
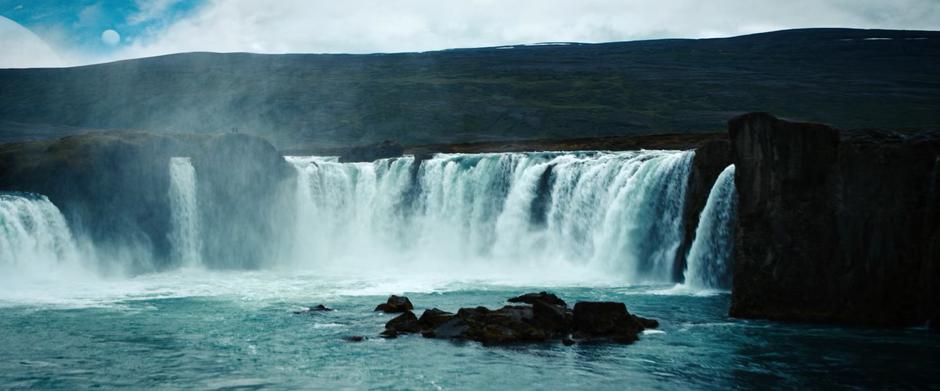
[168, 157, 202, 266]
[287, 151, 693, 282]
[684, 164, 737, 289]
[0, 192, 84, 280]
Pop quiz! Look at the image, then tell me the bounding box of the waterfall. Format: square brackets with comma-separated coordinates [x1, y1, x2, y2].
[684, 164, 737, 289]
[168, 157, 202, 266]
[287, 151, 693, 282]
[0, 192, 84, 280]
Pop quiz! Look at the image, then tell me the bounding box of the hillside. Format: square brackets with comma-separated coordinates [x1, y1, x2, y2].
[1, 28, 939, 148]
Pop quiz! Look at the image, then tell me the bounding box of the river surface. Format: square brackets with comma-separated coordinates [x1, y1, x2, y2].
[1, 271, 936, 390]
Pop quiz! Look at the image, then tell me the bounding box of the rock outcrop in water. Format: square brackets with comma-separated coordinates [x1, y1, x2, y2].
[381, 311, 422, 337]
[375, 295, 415, 313]
[293, 304, 334, 314]
[379, 293, 658, 345]
[729, 113, 940, 327]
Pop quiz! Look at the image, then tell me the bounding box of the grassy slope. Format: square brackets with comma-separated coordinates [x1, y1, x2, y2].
[1, 28, 938, 148]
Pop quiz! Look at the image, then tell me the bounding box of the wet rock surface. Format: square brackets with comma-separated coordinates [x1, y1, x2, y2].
[507, 291, 567, 307]
[293, 304, 334, 314]
[417, 308, 455, 330]
[572, 302, 645, 343]
[675, 139, 732, 281]
[374, 295, 414, 313]
[382, 311, 422, 338]
[375, 293, 657, 345]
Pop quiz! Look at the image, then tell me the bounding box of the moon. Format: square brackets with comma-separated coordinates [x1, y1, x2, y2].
[0, 16, 63, 68]
[101, 29, 121, 46]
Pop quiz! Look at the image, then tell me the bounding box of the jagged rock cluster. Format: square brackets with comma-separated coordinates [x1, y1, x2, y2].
[374, 292, 658, 345]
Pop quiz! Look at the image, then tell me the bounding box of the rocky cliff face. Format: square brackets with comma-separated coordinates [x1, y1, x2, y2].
[0, 132, 292, 271]
[729, 113, 940, 327]
[674, 139, 732, 281]
[190, 134, 295, 268]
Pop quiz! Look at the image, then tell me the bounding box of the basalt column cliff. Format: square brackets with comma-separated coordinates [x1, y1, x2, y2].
[728, 113, 940, 327]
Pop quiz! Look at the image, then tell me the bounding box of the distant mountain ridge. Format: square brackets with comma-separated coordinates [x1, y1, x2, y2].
[0, 28, 938, 148]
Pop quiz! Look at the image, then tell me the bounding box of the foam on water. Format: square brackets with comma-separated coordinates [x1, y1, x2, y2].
[1, 151, 711, 306]
[0, 192, 95, 289]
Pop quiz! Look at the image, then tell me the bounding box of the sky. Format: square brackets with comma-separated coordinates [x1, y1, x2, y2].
[1, 0, 939, 68]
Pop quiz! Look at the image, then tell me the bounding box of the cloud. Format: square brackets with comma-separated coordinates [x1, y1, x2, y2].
[112, 0, 940, 60]
[77, 3, 105, 27]
[128, 0, 184, 25]
[0, 16, 63, 68]
[6, 0, 940, 67]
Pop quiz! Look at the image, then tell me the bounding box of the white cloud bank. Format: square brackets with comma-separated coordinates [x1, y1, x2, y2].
[5, 0, 940, 68]
[114, 0, 940, 60]
[0, 16, 64, 68]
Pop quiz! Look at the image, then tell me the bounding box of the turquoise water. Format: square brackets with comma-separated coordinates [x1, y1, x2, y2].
[1, 272, 936, 390]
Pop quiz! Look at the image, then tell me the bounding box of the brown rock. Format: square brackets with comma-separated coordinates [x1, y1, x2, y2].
[385, 310, 421, 334]
[572, 301, 645, 343]
[418, 308, 455, 330]
[374, 295, 414, 313]
[507, 291, 568, 307]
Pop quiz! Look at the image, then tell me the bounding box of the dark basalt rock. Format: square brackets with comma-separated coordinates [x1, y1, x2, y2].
[462, 305, 553, 344]
[344, 336, 365, 342]
[729, 113, 940, 327]
[382, 310, 421, 338]
[674, 139, 732, 281]
[507, 291, 567, 307]
[530, 299, 573, 333]
[632, 314, 659, 329]
[417, 308, 455, 330]
[505, 292, 573, 334]
[374, 295, 414, 313]
[294, 304, 334, 314]
[571, 302, 646, 343]
[423, 317, 469, 339]
[415, 293, 655, 345]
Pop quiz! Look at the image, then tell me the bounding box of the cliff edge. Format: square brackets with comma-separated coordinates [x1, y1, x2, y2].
[729, 113, 940, 327]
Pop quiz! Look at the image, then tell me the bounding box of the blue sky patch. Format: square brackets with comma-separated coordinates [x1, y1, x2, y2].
[0, 0, 202, 56]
